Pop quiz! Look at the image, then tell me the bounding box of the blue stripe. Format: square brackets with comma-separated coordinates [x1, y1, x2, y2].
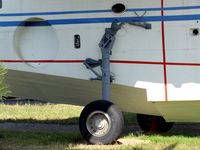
[47, 14, 200, 25]
[0, 10, 111, 17]
[128, 5, 200, 12]
[0, 14, 200, 27]
[0, 5, 200, 17]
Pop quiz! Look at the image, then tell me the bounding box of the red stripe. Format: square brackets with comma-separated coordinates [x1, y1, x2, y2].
[113, 61, 200, 66]
[167, 62, 200, 66]
[2, 59, 200, 67]
[0, 60, 84, 63]
[161, 0, 168, 102]
[110, 60, 162, 65]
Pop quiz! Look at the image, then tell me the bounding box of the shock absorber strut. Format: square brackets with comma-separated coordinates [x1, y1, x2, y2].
[98, 22, 124, 101]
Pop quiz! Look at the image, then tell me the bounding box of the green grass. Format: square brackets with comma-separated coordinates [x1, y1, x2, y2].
[0, 131, 83, 150]
[0, 104, 200, 149]
[0, 65, 10, 98]
[0, 130, 200, 150]
[0, 104, 82, 124]
[0, 104, 136, 125]
[123, 133, 200, 149]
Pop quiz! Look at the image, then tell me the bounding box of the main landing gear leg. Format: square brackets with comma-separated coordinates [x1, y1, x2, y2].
[80, 22, 124, 144]
[80, 21, 152, 144]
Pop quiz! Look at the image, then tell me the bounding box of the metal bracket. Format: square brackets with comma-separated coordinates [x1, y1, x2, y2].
[84, 59, 102, 80]
[128, 21, 152, 29]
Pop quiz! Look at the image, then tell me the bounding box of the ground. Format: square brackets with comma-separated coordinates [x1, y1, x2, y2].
[0, 100, 200, 149]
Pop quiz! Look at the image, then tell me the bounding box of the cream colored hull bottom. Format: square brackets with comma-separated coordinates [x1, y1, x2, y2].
[5, 69, 200, 122]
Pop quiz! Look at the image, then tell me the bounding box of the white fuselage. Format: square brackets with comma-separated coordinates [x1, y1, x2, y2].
[1, 0, 200, 122]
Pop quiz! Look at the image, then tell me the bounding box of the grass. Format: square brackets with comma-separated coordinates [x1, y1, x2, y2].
[0, 131, 83, 150]
[0, 104, 136, 125]
[0, 104, 200, 149]
[123, 133, 200, 150]
[0, 104, 82, 124]
[0, 65, 10, 98]
[0, 130, 200, 149]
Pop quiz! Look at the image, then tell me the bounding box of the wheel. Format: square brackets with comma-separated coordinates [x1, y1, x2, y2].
[79, 100, 124, 144]
[137, 114, 174, 133]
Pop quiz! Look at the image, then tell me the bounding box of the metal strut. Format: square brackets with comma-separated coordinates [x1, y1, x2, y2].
[98, 22, 124, 101]
[84, 21, 151, 101]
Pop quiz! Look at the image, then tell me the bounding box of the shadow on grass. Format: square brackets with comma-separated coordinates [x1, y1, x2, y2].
[1, 118, 200, 137]
[130, 123, 200, 139]
[0, 118, 80, 125]
[158, 123, 200, 137]
[0, 118, 200, 149]
[0, 98, 50, 105]
[0, 130, 84, 149]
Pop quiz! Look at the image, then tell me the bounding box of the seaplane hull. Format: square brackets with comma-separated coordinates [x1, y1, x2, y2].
[1, 0, 200, 144]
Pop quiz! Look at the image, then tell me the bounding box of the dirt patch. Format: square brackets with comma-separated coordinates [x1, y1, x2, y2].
[118, 138, 150, 145]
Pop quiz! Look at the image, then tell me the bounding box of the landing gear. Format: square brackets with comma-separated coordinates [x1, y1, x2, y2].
[137, 114, 174, 133]
[81, 22, 125, 144]
[79, 100, 124, 144]
[81, 21, 152, 144]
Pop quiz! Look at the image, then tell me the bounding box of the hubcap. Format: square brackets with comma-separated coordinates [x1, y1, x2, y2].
[86, 111, 111, 137]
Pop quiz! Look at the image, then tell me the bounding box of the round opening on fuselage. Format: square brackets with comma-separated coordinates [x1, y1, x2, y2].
[193, 28, 199, 36]
[14, 18, 59, 68]
[112, 3, 126, 14]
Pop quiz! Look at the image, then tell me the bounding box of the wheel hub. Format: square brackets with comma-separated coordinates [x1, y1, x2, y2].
[86, 111, 111, 137]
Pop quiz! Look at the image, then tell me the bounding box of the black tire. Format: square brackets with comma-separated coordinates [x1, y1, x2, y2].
[137, 114, 174, 133]
[79, 100, 124, 144]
